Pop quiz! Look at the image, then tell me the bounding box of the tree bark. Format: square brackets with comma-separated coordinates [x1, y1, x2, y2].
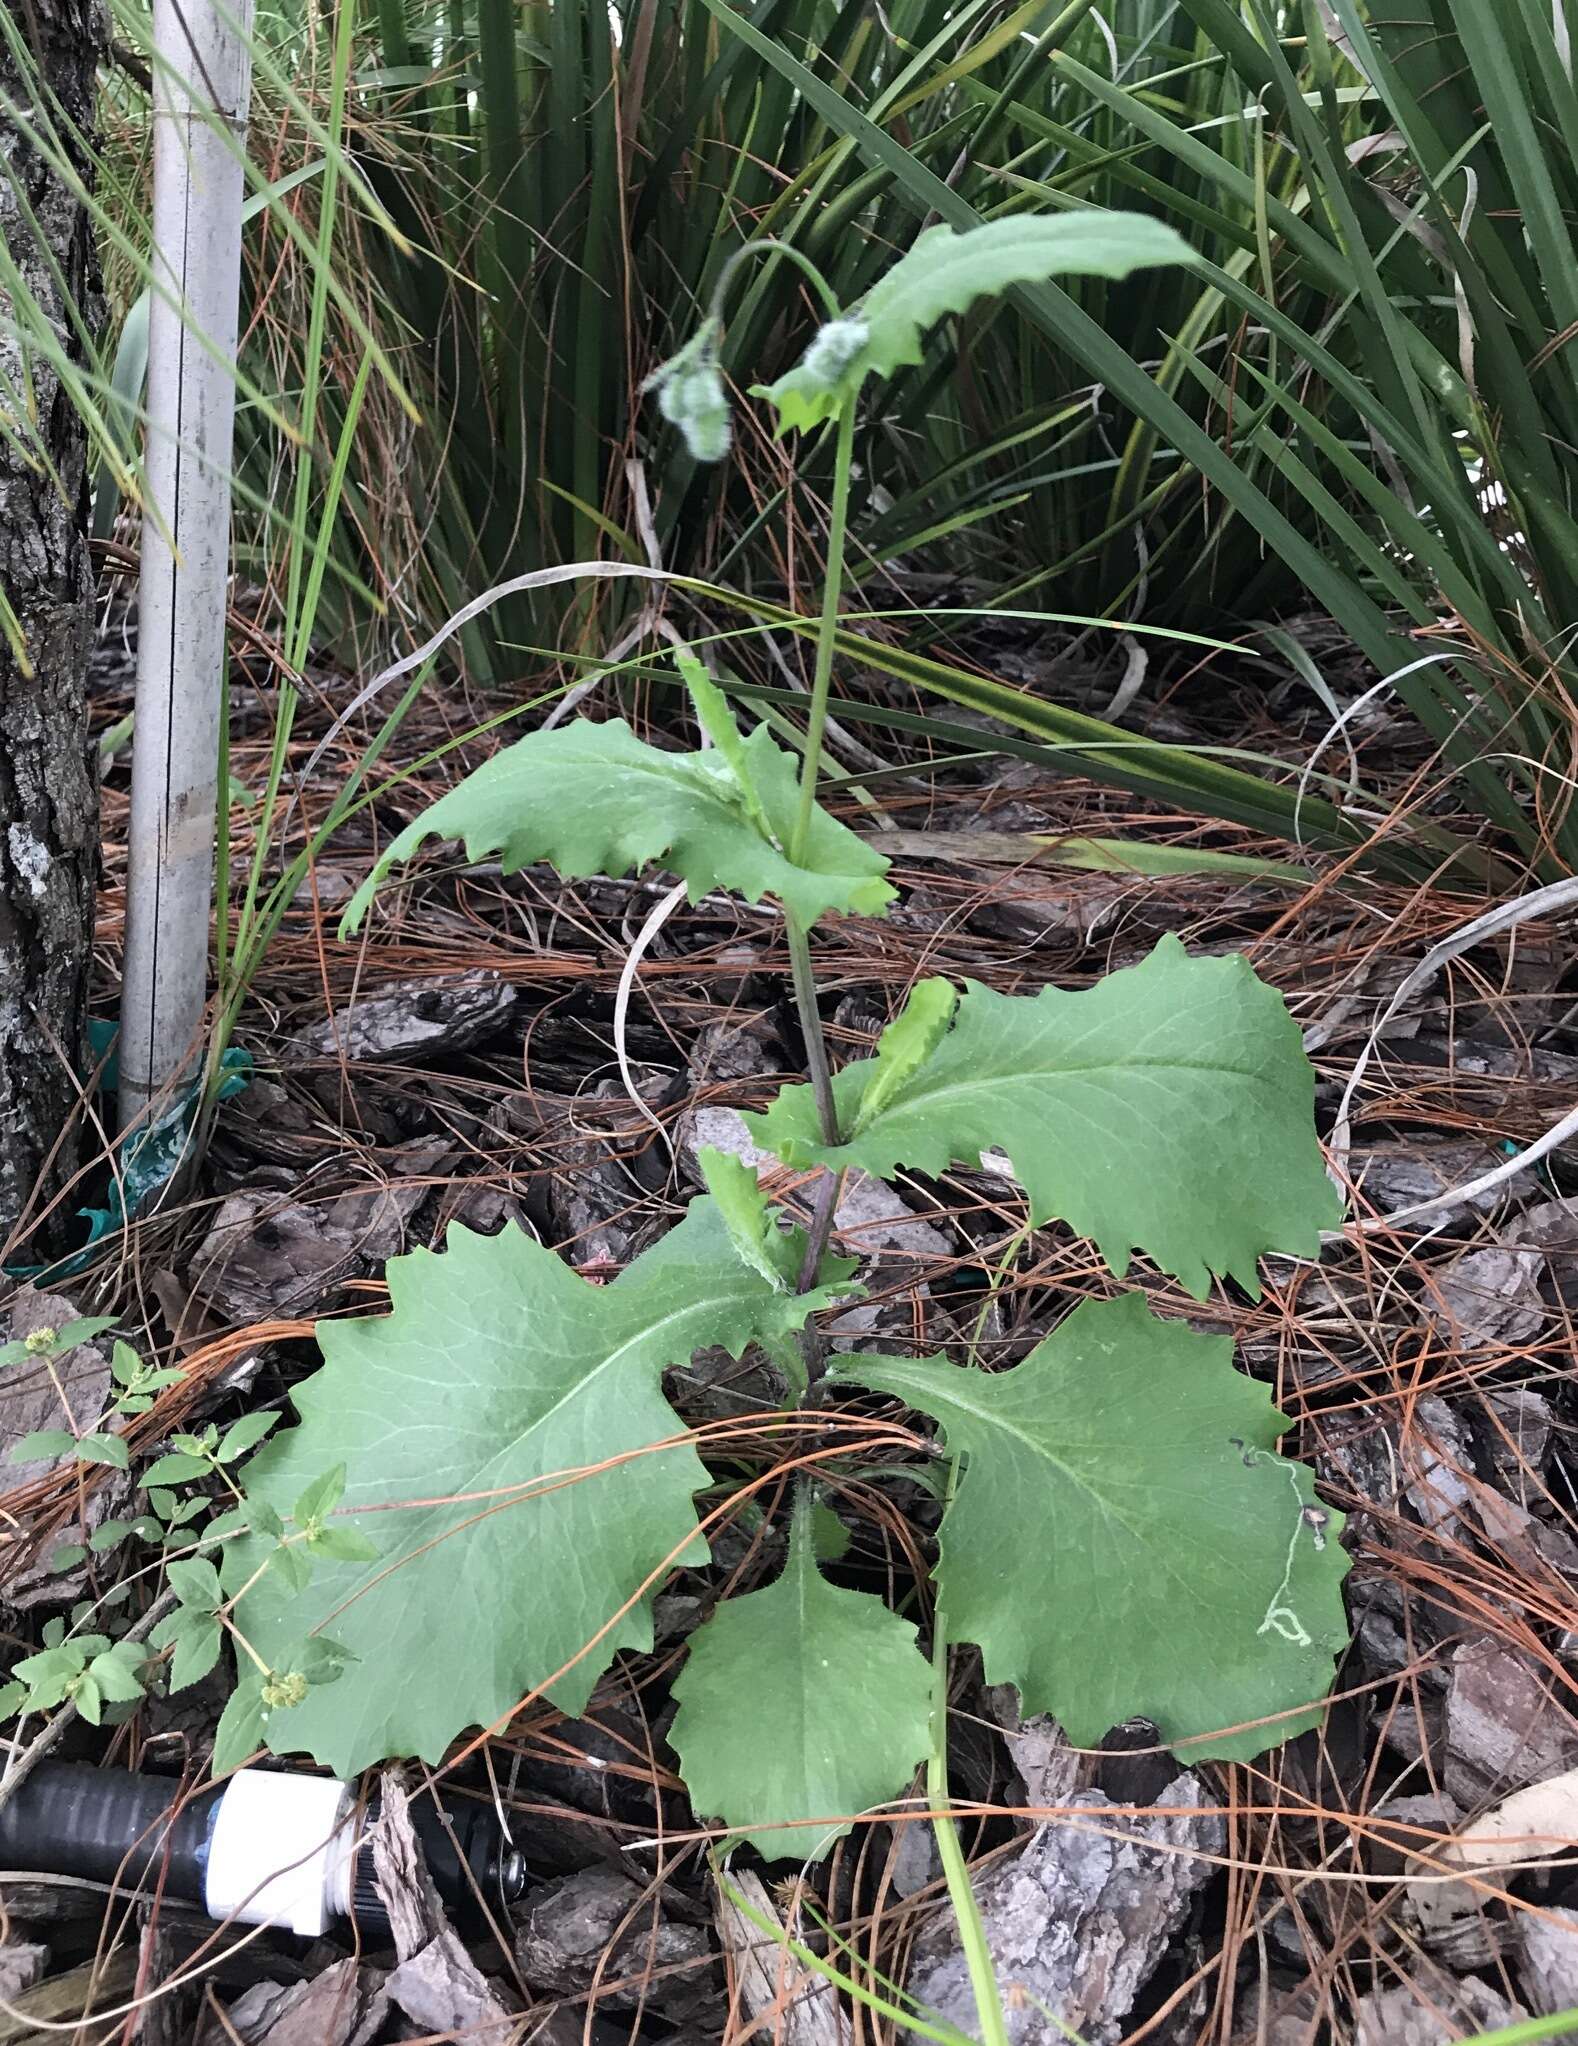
[0, 0, 101, 1252]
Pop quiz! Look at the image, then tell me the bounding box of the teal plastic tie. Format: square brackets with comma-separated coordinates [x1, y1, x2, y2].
[4, 1024, 251, 1282]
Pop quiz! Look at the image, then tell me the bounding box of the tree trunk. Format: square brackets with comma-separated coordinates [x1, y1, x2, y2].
[0, 0, 101, 1252]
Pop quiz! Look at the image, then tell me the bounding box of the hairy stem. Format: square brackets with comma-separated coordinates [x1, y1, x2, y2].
[787, 916, 845, 1386]
[783, 389, 857, 1389]
[929, 1478, 1010, 2046]
[794, 1167, 844, 1293]
[789, 397, 858, 866]
[786, 915, 845, 1387]
[707, 236, 842, 329]
[786, 918, 838, 1147]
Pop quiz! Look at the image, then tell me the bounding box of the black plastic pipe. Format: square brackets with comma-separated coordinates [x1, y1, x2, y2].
[0, 1764, 524, 1934]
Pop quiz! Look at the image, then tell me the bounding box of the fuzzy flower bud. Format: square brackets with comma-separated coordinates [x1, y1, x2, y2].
[797, 316, 870, 388]
[642, 318, 733, 464]
[262, 1669, 310, 1711]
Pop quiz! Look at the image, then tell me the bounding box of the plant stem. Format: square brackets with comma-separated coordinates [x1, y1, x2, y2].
[794, 1167, 843, 1293]
[779, 373, 857, 1386]
[789, 397, 858, 867]
[929, 1474, 1011, 2046]
[225, 1620, 273, 1679]
[786, 915, 843, 1388]
[786, 917, 839, 1147]
[707, 236, 842, 329]
[1458, 2014, 1578, 2046]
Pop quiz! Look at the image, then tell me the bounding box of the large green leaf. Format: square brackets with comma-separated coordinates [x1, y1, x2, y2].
[745, 935, 1341, 1298]
[669, 1494, 934, 1858]
[757, 215, 1197, 431]
[229, 1200, 854, 1774]
[341, 718, 895, 935]
[834, 1293, 1349, 1760]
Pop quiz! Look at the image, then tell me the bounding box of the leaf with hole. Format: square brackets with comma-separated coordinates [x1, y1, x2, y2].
[746, 935, 1340, 1298]
[227, 1198, 855, 1774]
[833, 1293, 1349, 1760]
[340, 719, 894, 936]
[670, 1494, 933, 1858]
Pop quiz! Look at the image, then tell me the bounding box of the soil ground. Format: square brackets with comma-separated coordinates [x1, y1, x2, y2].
[3, 591, 1576, 2044]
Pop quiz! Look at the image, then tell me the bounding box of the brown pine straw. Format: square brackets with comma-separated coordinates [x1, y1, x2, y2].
[9, 598, 1578, 2040]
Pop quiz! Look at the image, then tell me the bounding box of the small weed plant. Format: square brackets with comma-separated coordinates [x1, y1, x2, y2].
[6, 212, 1351, 2039]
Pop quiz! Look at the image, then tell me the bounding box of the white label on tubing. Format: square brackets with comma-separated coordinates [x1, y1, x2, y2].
[203, 1768, 356, 1935]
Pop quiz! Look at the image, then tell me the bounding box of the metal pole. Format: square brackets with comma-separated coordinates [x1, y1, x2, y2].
[119, 0, 252, 1131]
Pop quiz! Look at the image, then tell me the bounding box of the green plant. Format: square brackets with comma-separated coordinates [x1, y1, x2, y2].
[16, 0, 1560, 898]
[4, 1322, 177, 1473]
[73, 0, 1352, 663]
[0, 1320, 364, 1768]
[3, 1623, 150, 1728]
[206, 216, 1347, 2036]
